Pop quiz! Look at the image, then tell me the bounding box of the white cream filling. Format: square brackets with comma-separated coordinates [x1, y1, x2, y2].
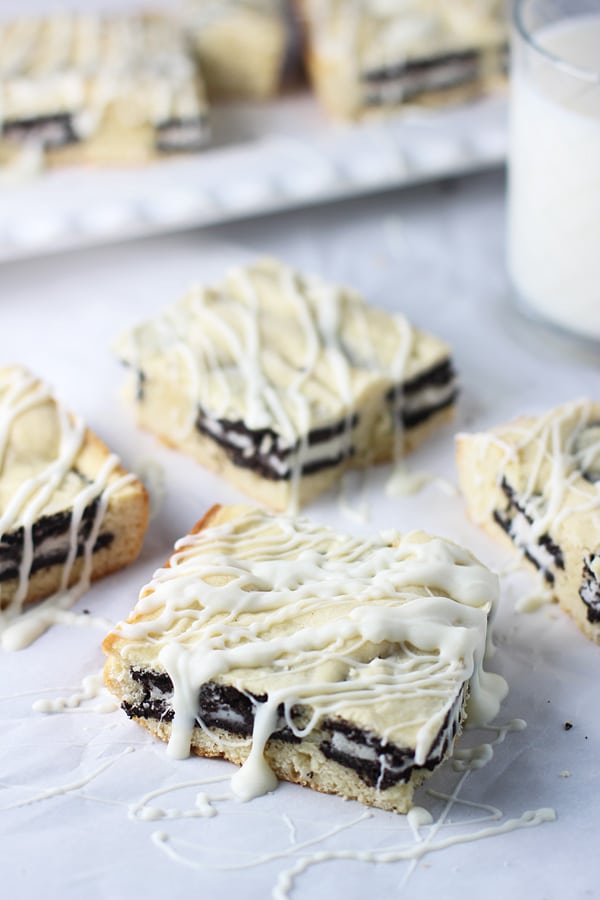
[402, 378, 457, 417]
[365, 56, 479, 105]
[206, 706, 248, 729]
[156, 119, 209, 148]
[328, 729, 411, 773]
[270, 432, 353, 476]
[581, 581, 599, 606]
[506, 510, 557, 576]
[148, 684, 170, 704]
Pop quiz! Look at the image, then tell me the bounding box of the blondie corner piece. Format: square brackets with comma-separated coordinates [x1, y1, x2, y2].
[0, 365, 149, 616]
[0, 14, 209, 169]
[183, 0, 289, 101]
[298, 0, 507, 120]
[114, 257, 458, 512]
[103, 503, 505, 813]
[456, 400, 600, 644]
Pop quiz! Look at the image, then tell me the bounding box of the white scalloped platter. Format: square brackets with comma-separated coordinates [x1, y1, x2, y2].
[0, 92, 507, 264]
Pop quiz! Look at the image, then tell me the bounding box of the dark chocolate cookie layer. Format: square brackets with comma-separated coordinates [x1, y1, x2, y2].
[196, 410, 358, 482]
[363, 49, 481, 105]
[124, 668, 465, 790]
[2, 113, 79, 149]
[0, 497, 113, 586]
[192, 357, 456, 482]
[393, 358, 458, 429]
[580, 555, 600, 623]
[493, 478, 565, 584]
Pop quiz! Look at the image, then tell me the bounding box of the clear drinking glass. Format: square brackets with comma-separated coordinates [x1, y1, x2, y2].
[507, 0, 600, 344]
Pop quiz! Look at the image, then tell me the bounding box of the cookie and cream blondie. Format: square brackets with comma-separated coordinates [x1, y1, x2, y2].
[299, 0, 507, 119]
[457, 400, 600, 644]
[104, 503, 505, 812]
[0, 366, 148, 619]
[0, 14, 209, 167]
[114, 258, 458, 511]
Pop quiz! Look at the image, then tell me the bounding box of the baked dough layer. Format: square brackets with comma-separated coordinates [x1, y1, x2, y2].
[114, 257, 458, 511]
[0, 365, 149, 612]
[183, 0, 288, 100]
[456, 400, 600, 644]
[104, 503, 504, 812]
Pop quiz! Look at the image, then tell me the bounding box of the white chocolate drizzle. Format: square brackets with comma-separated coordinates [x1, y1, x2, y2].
[129, 775, 229, 822]
[339, 468, 370, 523]
[474, 401, 600, 538]
[385, 462, 431, 496]
[132, 719, 554, 897]
[0, 366, 135, 650]
[32, 670, 118, 715]
[513, 571, 555, 614]
[109, 504, 507, 801]
[0, 746, 134, 812]
[1, 703, 555, 894]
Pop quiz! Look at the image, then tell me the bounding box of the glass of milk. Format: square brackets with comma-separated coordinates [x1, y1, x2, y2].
[507, 0, 600, 343]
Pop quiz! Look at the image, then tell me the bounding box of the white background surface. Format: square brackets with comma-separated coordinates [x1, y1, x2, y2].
[1, 168, 600, 899]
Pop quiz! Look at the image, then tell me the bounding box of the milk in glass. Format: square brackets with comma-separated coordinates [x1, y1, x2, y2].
[507, 14, 600, 340]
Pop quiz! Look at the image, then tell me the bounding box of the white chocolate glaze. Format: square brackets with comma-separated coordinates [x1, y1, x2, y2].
[116, 258, 419, 433]
[0, 365, 135, 649]
[106, 503, 507, 801]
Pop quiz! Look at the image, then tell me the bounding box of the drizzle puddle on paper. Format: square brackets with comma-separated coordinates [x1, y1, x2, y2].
[2, 711, 554, 898]
[31, 671, 118, 715]
[141, 718, 554, 898]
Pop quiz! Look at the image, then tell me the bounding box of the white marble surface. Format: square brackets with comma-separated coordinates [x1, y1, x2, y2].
[0, 170, 599, 900]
